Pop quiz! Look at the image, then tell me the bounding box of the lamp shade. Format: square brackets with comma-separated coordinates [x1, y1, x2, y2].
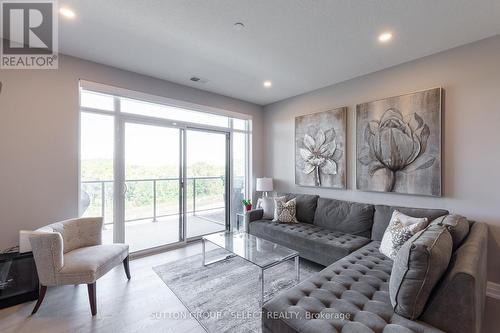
[256, 178, 273, 192]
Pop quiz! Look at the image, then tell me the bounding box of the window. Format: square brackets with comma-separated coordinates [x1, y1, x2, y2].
[232, 118, 247, 131]
[80, 112, 115, 233]
[232, 132, 248, 216]
[79, 81, 252, 250]
[120, 98, 230, 127]
[80, 90, 115, 111]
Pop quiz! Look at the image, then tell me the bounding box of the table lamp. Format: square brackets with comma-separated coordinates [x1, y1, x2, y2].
[256, 177, 273, 198]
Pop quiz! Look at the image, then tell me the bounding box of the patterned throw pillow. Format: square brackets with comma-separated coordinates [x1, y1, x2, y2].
[257, 196, 286, 220]
[379, 211, 429, 259]
[273, 198, 298, 223]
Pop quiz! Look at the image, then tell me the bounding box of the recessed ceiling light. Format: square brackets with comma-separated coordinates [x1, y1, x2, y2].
[378, 32, 393, 43]
[233, 22, 245, 31]
[59, 7, 76, 19]
[263, 81, 272, 88]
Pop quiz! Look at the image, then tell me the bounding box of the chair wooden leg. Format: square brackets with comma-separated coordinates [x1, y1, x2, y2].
[123, 255, 131, 280]
[31, 285, 47, 315]
[87, 282, 97, 316]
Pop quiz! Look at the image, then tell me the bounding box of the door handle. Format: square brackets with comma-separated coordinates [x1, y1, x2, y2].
[122, 182, 128, 196]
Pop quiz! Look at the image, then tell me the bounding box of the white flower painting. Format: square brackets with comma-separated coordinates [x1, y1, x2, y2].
[295, 108, 346, 188]
[356, 88, 442, 196]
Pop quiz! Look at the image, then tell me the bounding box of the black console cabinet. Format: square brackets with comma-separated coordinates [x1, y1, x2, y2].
[0, 251, 39, 309]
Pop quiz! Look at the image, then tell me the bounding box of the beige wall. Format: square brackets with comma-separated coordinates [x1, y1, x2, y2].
[0, 54, 264, 249]
[263, 35, 500, 282]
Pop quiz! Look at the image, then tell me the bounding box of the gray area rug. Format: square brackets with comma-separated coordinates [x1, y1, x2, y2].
[153, 248, 322, 333]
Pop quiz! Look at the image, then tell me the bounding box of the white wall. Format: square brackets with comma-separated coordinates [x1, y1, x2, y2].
[0, 54, 264, 249]
[263, 35, 500, 282]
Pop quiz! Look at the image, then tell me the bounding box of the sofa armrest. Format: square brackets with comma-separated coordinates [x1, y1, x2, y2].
[420, 221, 487, 333]
[246, 208, 264, 222]
[29, 232, 64, 286]
[244, 209, 264, 232]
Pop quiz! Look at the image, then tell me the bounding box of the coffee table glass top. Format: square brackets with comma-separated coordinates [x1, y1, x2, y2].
[202, 231, 298, 269]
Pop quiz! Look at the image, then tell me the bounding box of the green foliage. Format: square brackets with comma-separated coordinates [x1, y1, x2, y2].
[242, 199, 252, 206]
[81, 159, 230, 221]
[81, 159, 225, 181]
[81, 159, 114, 181]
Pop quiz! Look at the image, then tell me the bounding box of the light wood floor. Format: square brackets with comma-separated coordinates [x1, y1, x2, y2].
[0, 243, 208, 333]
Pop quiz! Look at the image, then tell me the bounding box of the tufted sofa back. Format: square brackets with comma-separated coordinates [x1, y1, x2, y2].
[280, 193, 319, 224]
[371, 205, 449, 241]
[279, 193, 451, 241]
[313, 197, 374, 238]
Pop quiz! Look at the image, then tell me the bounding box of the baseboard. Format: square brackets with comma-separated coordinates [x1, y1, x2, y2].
[487, 281, 500, 300]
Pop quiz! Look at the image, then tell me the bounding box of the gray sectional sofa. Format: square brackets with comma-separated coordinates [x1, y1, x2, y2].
[246, 193, 487, 333]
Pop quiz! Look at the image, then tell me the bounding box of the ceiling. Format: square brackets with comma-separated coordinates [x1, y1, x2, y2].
[53, 1, 500, 105]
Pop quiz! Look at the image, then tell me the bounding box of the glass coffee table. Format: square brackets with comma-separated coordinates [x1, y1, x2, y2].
[202, 231, 300, 305]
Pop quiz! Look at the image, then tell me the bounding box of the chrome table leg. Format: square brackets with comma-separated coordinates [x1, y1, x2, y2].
[202, 238, 206, 266]
[259, 269, 264, 306]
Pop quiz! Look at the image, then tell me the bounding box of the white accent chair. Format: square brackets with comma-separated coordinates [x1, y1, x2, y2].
[29, 217, 130, 316]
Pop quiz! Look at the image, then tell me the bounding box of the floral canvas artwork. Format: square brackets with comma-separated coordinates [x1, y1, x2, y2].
[295, 108, 346, 188]
[356, 88, 442, 196]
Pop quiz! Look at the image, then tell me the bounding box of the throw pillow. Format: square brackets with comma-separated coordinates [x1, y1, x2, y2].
[257, 196, 286, 220]
[273, 198, 298, 223]
[390, 224, 453, 319]
[430, 214, 469, 250]
[379, 210, 429, 259]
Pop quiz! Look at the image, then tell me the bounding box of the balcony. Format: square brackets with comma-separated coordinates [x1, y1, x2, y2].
[81, 176, 243, 252]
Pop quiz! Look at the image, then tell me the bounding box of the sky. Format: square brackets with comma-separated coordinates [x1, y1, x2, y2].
[81, 113, 228, 167]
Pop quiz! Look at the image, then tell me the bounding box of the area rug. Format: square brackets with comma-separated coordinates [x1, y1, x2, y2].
[153, 248, 322, 333]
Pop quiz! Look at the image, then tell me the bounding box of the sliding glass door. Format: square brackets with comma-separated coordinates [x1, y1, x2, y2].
[119, 124, 229, 250]
[186, 129, 228, 238]
[123, 122, 182, 252]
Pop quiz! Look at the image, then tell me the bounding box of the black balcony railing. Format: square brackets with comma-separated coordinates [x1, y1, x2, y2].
[81, 176, 227, 225]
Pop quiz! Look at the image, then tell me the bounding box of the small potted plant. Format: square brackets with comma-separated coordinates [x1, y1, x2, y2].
[242, 199, 252, 212]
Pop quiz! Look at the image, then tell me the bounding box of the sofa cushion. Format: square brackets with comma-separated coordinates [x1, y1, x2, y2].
[379, 211, 429, 259]
[430, 214, 470, 250]
[57, 244, 129, 285]
[257, 196, 285, 220]
[273, 198, 299, 223]
[390, 225, 453, 320]
[313, 198, 374, 237]
[372, 205, 448, 241]
[282, 193, 319, 224]
[262, 241, 444, 333]
[249, 220, 369, 266]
